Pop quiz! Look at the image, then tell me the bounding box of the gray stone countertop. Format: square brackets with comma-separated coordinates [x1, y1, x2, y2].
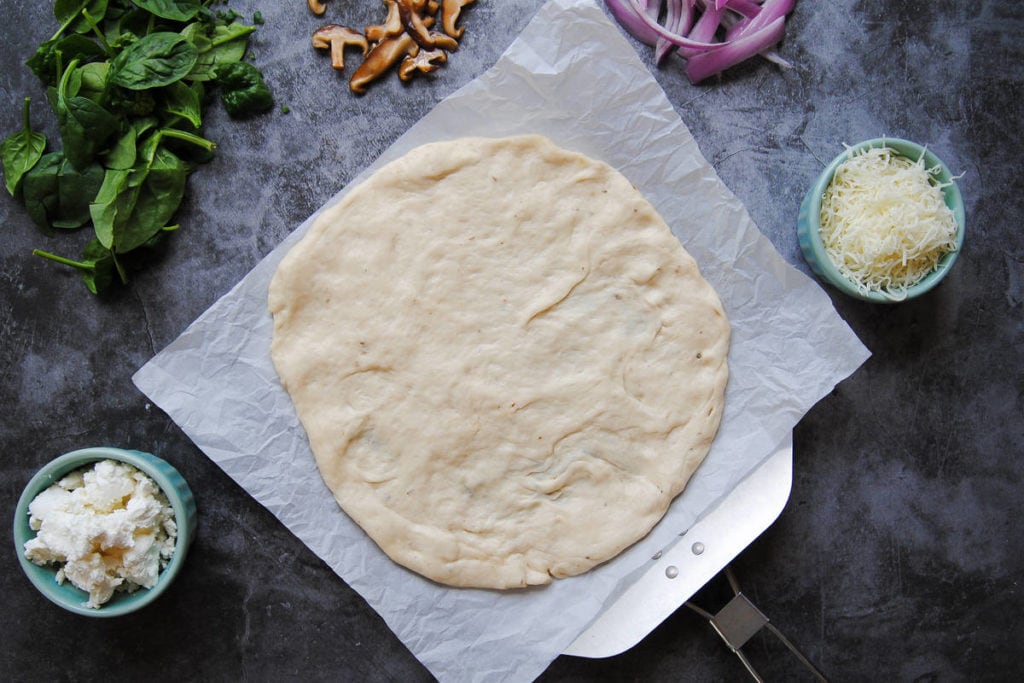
[1, 1, 1021, 680]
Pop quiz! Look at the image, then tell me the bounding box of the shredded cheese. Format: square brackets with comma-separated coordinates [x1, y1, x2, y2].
[819, 145, 959, 298]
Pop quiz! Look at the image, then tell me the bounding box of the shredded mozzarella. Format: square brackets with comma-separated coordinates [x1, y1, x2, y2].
[819, 145, 959, 298]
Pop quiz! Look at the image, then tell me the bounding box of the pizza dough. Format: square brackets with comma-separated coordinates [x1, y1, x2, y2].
[268, 135, 730, 589]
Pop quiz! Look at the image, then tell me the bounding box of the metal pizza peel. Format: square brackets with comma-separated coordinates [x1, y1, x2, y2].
[564, 436, 795, 658]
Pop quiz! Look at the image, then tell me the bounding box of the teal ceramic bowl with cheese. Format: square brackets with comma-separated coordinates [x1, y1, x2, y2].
[797, 138, 965, 303]
[13, 447, 197, 617]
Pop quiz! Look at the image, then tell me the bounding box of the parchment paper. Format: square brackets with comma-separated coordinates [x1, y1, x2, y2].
[133, 1, 870, 680]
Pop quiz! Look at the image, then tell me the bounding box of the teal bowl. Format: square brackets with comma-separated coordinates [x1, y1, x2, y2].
[13, 447, 196, 617]
[797, 138, 965, 303]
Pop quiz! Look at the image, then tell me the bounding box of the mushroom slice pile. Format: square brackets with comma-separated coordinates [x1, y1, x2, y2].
[311, 0, 476, 94]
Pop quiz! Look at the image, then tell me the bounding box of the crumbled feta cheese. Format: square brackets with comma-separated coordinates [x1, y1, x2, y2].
[24, 459, 177, 609]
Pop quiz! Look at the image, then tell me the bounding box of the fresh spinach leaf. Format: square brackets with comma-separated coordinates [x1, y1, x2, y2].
[18, 149, 103, 230]
[184, 21, 255, 81]
[103, 132, 137, 170]
[107, 87, 157, 117]
[25, 39, 62, 84]
[108, 32, 197, 90]
[54, 0, 109, 34]
[80, 238, 119, 293]
[216, 62, 273, 118]
[26, 34, 106, 86]
[58, 97, 120, 170]
[32, 239, 120, 294]
[115, 145, 188, 251]
[1, 98, 48, 196]
[129, 0, 201, 22]
[63, 65, 84, 100]
[21, 152, 64, 229]
[102, 115, 157, 170]
[56, 62, 119, 170]
[53, 158, 104, 228]
[105, 11, 147, 48]
[91, 128, 202, 253]
[160, 80, 202, 127]
[158, 121, 216, 165]
[209, 21, 257, 55]
[89, 167, 132, 247]
[74, 61, 110, 102]
[60, 97, 119, 170]
[92, 129, 162, 248]
[103, 0, 136, 22]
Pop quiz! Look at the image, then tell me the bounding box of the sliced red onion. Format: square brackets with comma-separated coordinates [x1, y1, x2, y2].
[720, 0, 795, 68]
[730, 0, 794, 38]
[721, 0, 761, 18]
[606, 0, 667, 44]
[655, 0, 688, 63]
[687, 4, 723, 42]
[606, 0, 727, 50]
[684, 15, 786, 83]
[759, 49, 793, 69]
[605, 0, 795, 83]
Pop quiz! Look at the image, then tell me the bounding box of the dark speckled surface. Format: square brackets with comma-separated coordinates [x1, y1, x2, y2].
[2, 1, 1021, 680]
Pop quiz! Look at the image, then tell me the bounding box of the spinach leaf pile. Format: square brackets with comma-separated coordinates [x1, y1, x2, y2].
[2, 0, 274, 294]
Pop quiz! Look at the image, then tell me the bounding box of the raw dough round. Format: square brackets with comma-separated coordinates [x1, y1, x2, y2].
[268, 135, 729, 589]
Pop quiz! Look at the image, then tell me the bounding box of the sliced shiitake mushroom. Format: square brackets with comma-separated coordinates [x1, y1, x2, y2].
[397, 48, 448, 81]
[350, 33, 419, 94]
[441, 0, 475, 39]
[395, 0, 436, 49]
[365, 0, 403, 43]
[308, 0, 328, 16]
[313, 25, 370, 70]
[425, 30, 459, 51]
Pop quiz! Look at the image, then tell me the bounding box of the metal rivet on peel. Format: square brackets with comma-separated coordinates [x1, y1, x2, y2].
[665, 565, 679, 579]
[691, 542, 705, 555]
[652, 550, 663, 560]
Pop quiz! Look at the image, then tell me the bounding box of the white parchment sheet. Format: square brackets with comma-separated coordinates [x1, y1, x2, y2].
[133, 1, 870, 680]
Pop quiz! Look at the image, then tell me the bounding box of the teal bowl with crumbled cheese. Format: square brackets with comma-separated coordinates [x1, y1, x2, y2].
[797, 138, 966, 303]
[13, 447, 196, 617]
